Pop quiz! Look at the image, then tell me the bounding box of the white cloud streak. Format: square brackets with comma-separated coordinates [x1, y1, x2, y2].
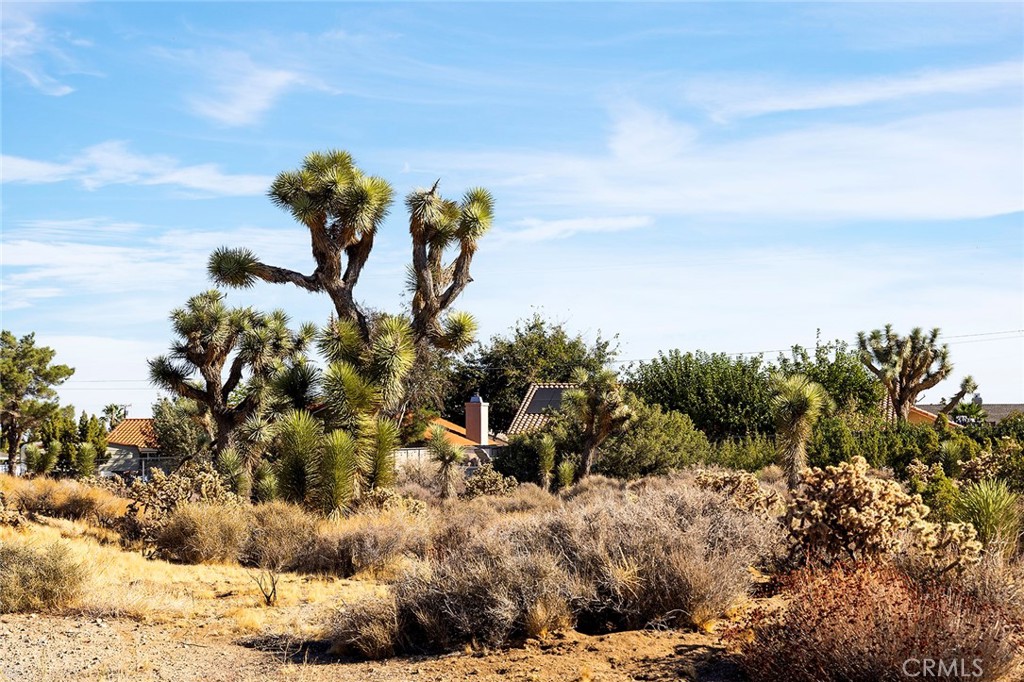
[686, 61, 1023, 121]
[493, 216, 652, 244]
[158, 48, 334, 126]
[0, 4, 81, 96]
[422, 104, 1023, 221]
[0, 141, 271, 196]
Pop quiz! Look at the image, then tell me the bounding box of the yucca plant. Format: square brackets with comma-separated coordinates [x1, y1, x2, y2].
[771, 373, 832, 490]
[955, 479, 1021, 556]
[427, 424, 464, 500]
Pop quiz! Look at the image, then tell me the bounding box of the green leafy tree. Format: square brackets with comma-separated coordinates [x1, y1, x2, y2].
[148, 290, 313, 453]
[627, 350, 773, 440]
[75, 443, 97, 478]
[857, 325, 953, 423]
[77, 412, 107, 458]
[39, 405, 79, 475]
[772, 374, 833, 490]
[446, 315, 617, 432]
[1, 331, 74, 474]
[776, 334, 882, 415]
[151, 397, 211, 462]
[207, 150, 492, 353]
[427, 424, 464, 499]
[563, 368, 633, 480]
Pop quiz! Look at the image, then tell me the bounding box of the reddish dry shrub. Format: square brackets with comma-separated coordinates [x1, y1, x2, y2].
[734, 564, 1022, 682]
[6, 476, 128, 526]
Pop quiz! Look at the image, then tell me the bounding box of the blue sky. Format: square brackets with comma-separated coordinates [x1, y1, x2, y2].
[2, 2, 1022, 418]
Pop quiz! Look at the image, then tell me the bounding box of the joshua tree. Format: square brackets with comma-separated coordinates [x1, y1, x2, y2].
[148, 290, 314, 454]
[857, 325, 953, 423]
[771, 373, 832, 490]
[427, 424, 464, 499]
[563, 367, 633, 480]
[940, 376, 978, 415]
[207, 150, 492, 352]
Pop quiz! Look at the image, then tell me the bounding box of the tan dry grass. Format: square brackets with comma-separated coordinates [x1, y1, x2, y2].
[8, 517, 378, 637]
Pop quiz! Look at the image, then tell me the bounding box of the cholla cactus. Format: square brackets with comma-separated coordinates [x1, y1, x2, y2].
[694, 469, 782, 517]
[904, 520, 982, 576]
[118, 461, 239, 545]
[462, 464, 517, 499]
[958, 451, 1000, 484]
[787, 456, 931, 563]
[906, 458, 944, 486]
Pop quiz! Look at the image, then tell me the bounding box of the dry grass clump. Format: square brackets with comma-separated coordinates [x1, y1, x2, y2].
[476, 483, 561, 515]
[0, 540, 85, 613]
[333, 476, 781, 658]
[155, 502, 251, 564]
[733, 564, 1022, 682]
[3, 475, 128, 526]
[541, 483, 780, 631]
[305, 510, 429, 578]
[330, 534, 571, 657]
[242, 501, 318, 572]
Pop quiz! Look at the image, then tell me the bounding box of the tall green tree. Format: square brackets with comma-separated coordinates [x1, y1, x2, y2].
[563, 368, 633, 480]
[446, 315, 617, 432]
[151, 397, 211, 462]
[627, 350, 773, 440]
[776, 334, 882, 415]
[1, 331, 74, 474]
[207, 150, 492, 352]
[149, 290, 314, 454]
[857, 325, 953, 423]
[772, 374, 832, 490]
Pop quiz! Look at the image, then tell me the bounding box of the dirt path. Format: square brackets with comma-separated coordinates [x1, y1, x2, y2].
[0, 614, 744, 682]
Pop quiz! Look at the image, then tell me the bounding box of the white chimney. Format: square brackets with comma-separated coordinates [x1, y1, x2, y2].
[465, 392, 489, 446]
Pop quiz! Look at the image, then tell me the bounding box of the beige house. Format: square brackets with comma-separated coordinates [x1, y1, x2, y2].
[101, 419, 175, 478]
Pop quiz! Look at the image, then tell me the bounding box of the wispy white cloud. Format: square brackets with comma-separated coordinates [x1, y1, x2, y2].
[1, 141, 271, 196]
[685, 61, 1023, 121]
[419, 104, 1023, 221]
[1, 4, 90, 96]
[493, 216, 652, 244]
[157, 48, 335, 126]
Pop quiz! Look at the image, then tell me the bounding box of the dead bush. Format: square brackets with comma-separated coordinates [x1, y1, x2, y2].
[538, 484, 779, 631]
[242, 501, 318, 572]
[329, 596, 401, 660]
[0, 491, 26, 528]
[425, 497, 500, 558]
[305, 511, 429, 578]
[155, 502, 250, 564]
[478, 483, 561, 515]
[0, 541, 85, 613]
[7, 477, 127, 526]
[733, 564, 1022, 682]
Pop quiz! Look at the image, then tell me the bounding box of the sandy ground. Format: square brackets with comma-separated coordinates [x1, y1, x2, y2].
[0, 613, 743, 682]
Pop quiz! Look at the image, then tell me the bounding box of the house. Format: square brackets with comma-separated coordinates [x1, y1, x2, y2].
[505, 382, 576, 436]
[101, 418, 175, 479]
[916, 403, 1024, 428]
[396, 394, 507, 468]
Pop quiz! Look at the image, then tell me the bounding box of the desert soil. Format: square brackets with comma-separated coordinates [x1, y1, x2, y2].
[0, 613, 743, 682]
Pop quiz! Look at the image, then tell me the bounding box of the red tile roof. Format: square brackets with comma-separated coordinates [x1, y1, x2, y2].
[423, 417, 507, 448]
[107, 418, 159, 449]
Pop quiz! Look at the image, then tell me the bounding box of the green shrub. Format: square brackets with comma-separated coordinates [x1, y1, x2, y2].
[734, 564, 1021, 682]
[706, 434, 777, 472]
[155, 502, 250, 564]
[955, 479, 1021, 556]
[0, 542, 85, 613]
[595, 400, 710, 478]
